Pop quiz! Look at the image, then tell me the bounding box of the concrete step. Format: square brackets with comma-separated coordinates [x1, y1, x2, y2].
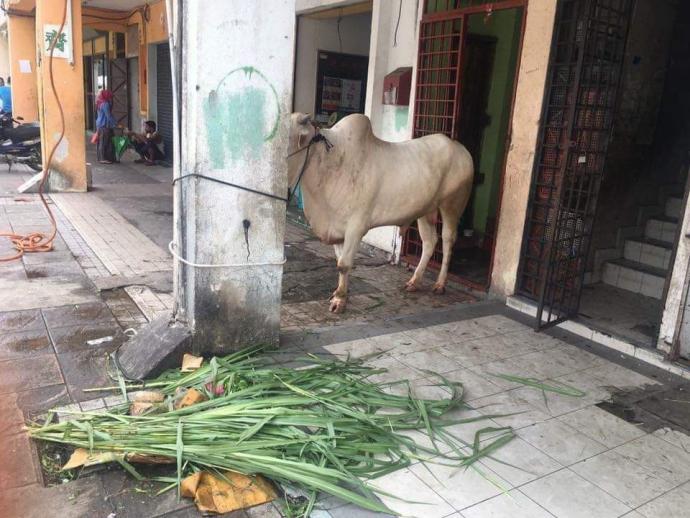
[644, 216, 678, 244]
[602, 258, 666, 299]
[665, 196, 683, 220]
[623, 238, 673, 270]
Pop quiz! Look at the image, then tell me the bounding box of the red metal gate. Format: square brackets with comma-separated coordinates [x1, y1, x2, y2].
[517, 0, 633, 328]
[401, 1, 526, 288]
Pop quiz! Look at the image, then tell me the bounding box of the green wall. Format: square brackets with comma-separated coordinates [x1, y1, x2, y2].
[466, 9, 522, 236]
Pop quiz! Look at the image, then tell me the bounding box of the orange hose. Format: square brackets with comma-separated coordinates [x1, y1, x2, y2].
[0, 0, 67, 262]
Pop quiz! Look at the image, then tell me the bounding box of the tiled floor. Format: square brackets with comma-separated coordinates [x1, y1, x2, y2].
[282, 314, 690, 518]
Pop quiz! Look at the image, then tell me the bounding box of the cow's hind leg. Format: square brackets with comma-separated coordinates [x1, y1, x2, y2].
[405, 213, 438, 292]
[434, 193, 470, 294]
[330, 229, 365, 313]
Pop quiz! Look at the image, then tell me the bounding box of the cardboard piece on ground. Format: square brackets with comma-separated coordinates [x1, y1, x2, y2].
[132, 390, 165, 403]
[181, 471, 276, 514]
[181, 353, 204, 372]
[175, 388, 207, 409]
[62, 448, 122, 470]
[125, 452, 175, 464]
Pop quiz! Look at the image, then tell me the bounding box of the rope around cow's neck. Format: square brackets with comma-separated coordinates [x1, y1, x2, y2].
[287, 132, 332, 203]
[171, 132, 332, 204]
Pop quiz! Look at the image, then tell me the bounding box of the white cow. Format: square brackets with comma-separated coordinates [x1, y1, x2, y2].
[288, 113, 473, 313]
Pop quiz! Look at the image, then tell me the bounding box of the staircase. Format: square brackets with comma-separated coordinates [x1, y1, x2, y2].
[599, 194, 682, 299]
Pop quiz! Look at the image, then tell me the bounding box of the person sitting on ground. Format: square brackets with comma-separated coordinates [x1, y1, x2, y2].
[95, 89, 116, 164]
[127, 120, 164, 166]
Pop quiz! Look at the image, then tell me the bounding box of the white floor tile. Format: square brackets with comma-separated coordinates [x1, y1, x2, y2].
[368, 331, 430, 356]
[652, 427, 690, 453]
[522, 469, 632, 518]
[613, 434, 690, 486]
[468, 358, 544, 390]
[512, 385, 593, 418]
[557, 406, 646, 448]
[366, 355, 427, 383]
[461, 489, 554, 518]
[322, 338, 389, 359]
[410, 460, 509, 511]
[586, 363, 661, 391]
[441, 368, 504, 401]
[472, 315, 532, 335]
[400, 348, 464, 374]
[502, 329, 562, 352]
[471, 390, 551, 429]
[439, 407, 504, 446]
[570, 450, 676, 508]
[636, 481, 690, 518]
[437, 341, 506, 368]
[478, 437, 562, 487]
[369, 467, 456, 518]
[519, 420, 608, 465]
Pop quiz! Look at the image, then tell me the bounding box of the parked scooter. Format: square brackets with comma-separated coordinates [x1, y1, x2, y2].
[0, 112, 42, 172]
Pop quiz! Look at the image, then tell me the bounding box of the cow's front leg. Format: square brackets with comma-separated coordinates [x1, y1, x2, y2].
[331, 244, 344, 301]
[330, 229, 364, 313]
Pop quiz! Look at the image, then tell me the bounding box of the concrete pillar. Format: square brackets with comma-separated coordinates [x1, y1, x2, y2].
[7, 14, 38, 122]
[35, 0, 88, 191]
[175, 0, 295, 353]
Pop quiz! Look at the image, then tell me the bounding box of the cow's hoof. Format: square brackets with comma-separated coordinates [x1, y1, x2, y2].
[405, 281, 418, 292]
[432, 284, 446, 295]
[329, 297, 347, 313]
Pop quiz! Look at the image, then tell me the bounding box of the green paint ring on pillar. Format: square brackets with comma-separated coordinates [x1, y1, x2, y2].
[205, 66, 281, 168]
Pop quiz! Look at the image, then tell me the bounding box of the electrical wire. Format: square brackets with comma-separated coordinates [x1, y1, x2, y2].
[394, 0, 403, 47]
[337, 11, 343, 53]
[0, 0, 68, 262]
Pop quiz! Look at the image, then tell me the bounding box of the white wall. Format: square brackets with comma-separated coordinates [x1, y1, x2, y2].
[360, 0, 422, 257]
[0, 24, 10, 82]
[293, 12, 372, 115]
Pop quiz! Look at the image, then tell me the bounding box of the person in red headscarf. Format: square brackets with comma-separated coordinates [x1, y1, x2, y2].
[95, 89, 116, 164]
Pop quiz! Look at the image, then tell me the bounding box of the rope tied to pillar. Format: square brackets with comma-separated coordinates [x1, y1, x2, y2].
[168, 133, 331, 269]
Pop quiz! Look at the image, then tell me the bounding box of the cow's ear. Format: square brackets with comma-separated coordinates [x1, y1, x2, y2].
[299, 113, 312, 126]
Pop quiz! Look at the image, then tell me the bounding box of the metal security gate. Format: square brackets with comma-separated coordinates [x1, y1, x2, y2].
[517, 0, 633, 329]
[156, 42, 174, 161]
[110, 58, 129, 128]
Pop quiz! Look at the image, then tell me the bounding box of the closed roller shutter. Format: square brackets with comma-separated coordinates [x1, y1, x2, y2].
[156, 42, 173, 160]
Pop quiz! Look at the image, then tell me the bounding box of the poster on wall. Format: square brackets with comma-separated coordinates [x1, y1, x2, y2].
[44, 24, 73, 61]
[321, 77, 363, 113]
[315, 51, 369, 124]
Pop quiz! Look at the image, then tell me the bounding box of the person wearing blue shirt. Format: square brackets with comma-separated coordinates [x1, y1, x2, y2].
[0, 77, 12, 114]
[95, 89, 116, 164]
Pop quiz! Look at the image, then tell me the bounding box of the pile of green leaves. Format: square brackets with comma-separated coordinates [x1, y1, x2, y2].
[29, 345, 514, 515]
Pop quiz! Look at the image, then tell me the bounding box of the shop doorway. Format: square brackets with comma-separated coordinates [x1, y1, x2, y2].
[518, 0, 690, 351]
[402, 0, 526, 290]
[291, 1, 372, 213]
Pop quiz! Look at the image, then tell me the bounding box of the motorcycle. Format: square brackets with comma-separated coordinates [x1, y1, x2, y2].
[0, 112, 42, 172]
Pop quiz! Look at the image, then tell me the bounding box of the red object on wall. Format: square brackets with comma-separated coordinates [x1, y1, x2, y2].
[382, 67, 412, 106]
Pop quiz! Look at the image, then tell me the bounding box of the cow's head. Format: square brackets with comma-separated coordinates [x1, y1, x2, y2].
[287, 112, 317, 184]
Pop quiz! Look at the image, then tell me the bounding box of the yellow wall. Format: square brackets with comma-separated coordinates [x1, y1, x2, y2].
[7, 15, 39, 121]
[145, 0, 168, 44]
[36, 0, 87, 191]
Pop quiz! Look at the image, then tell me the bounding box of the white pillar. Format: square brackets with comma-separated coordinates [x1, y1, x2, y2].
[175, 0, 295, 353]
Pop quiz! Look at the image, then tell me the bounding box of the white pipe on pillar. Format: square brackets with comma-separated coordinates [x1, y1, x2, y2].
[175, 0, 295, 353]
